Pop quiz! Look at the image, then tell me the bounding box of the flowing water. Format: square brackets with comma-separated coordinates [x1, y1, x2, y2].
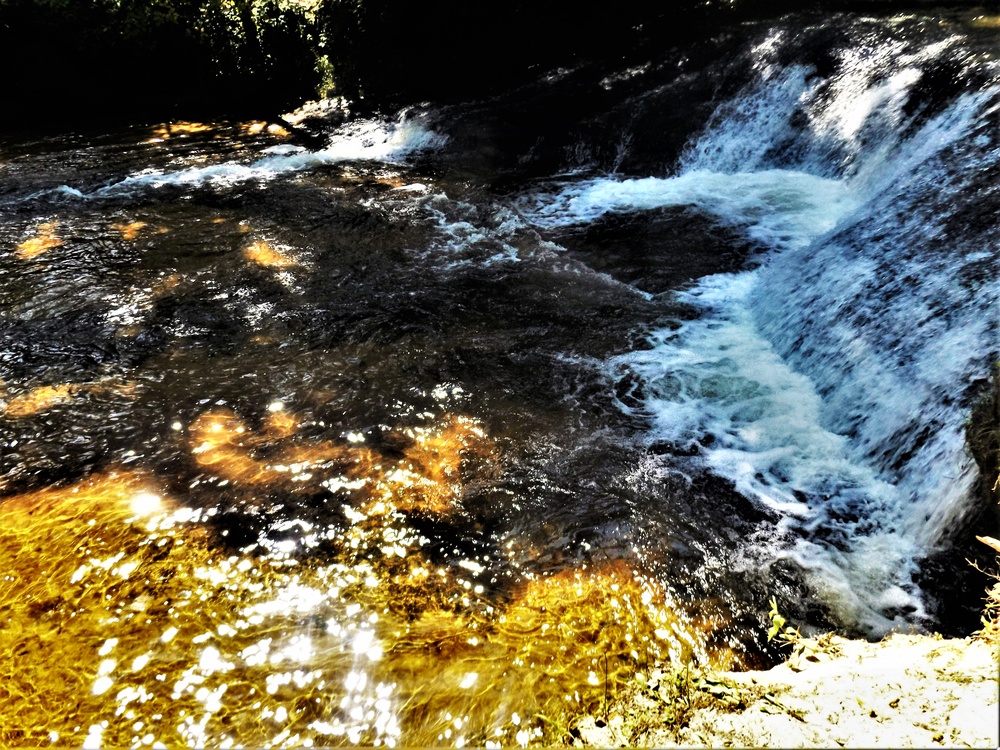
[1, 8, 998, 748]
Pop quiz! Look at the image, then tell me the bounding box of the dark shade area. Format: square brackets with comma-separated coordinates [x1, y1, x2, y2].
[4, 0, 995, 131]
[0, 0, 323, 131]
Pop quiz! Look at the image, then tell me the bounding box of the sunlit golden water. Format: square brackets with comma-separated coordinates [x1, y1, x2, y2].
[16, 221, 62, 260]
[0, 407, 733, 748]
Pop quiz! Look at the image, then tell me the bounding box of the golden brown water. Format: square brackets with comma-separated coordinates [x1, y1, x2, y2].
[16, 221, 62, 260]
[244, 240, 299, 270]
[2, 384, 78, 418]
[0, 411, 729, 747]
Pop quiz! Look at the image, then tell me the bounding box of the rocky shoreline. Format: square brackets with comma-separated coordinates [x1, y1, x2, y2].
[572, 631, 998, 748]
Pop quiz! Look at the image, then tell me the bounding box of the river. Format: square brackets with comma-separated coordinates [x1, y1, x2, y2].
[1, 6, 997, 748]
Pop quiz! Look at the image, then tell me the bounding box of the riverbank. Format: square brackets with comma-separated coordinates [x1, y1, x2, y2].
[573, 628, 999, 747]
[573, 541, 1000, 747]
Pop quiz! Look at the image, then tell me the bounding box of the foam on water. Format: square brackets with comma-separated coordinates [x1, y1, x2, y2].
[676, 65, 818, 175]
[406, 192, 573, 271]
[610, 264, 936, 633]
[523, 168, 857, 249]
[521, 28, 999, 635]
[68, 115, 446, 198]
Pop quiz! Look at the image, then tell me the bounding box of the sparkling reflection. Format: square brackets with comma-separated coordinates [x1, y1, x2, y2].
[0, 410, 732, 747]
[244, 240, 299, 270]
[2, 384, 77, 418]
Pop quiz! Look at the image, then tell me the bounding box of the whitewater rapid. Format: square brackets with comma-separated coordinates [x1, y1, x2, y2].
[20, 114, 448, 202]
[520, 30, 1000, 635]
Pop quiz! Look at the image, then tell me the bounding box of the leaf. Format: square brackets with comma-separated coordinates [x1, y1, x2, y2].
[767, 597, 786, 642]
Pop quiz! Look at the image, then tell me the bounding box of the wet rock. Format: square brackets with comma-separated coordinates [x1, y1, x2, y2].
[967, 363, 999, 505]
[546, 206, 764, 294]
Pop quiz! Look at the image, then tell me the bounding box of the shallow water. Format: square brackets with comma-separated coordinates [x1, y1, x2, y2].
[1, 7, 998, 748]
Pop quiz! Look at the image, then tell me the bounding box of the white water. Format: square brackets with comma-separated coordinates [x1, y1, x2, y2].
[65, 115, 446, 199]
[523, 168, 857, 246]
[521, 36, 1000, 635]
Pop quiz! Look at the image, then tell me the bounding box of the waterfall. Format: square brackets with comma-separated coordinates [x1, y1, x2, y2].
[521, 19, 1000, 635]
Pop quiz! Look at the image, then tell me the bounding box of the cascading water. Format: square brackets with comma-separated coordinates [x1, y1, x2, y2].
[520, 14, 1000, 635]
[0, 7, 997, 748]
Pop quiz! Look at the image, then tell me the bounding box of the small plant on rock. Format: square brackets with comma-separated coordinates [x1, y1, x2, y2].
[767, 597, 802, 648]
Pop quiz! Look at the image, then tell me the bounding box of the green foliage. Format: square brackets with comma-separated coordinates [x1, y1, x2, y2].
[313, 0, 702, 111]
[767, 597, 802, 647]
